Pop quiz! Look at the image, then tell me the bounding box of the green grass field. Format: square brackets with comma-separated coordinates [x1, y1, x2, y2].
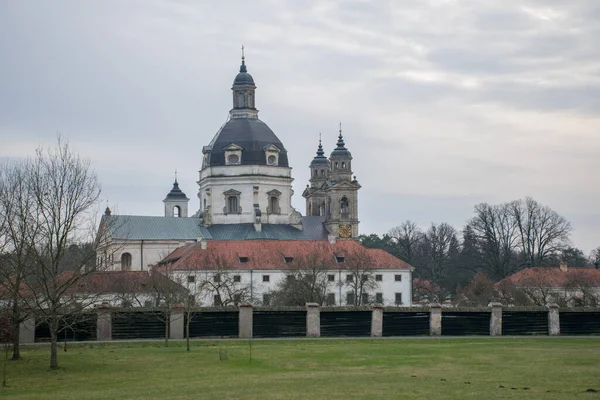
[2, 338, 600, 399]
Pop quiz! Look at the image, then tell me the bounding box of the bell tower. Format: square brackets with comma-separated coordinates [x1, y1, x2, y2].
[323, 125, 361, 239]
[303, 137, 330, 217]
[164, 175, 190, 217]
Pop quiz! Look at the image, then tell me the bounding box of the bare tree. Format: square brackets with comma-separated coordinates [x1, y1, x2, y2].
[590, 247, 600, 268]
[271, 243, 332, 306]
[509, 197, 571, 267]
[19, 138, 103, 369]
[467, 203, 521, 280]
[388, 221, 424, 265]
[0, 160, 38, 360]
[417, 223, 460, 301]
[344, 246, 378, 306]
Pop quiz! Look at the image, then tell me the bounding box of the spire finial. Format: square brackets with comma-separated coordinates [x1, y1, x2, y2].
[174, 169, 178, 184]
[339, 122, 342, 136]
[239, 45, 247, 72]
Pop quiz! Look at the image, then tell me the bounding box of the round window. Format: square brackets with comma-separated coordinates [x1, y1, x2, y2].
[267, 155, 277, 165]
[227, 154, 240, 164]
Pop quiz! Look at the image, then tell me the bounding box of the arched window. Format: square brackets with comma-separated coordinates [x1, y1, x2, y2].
[203, 198, 207, 209]
[319, 202, 326, 217]
[321, 169, 325, 176]
[237, 92, 244, 108]
[173, 205, 181, 217]
[313, 169, 318, 177]
[341, 162, 346, 169]
[335, 162, 339, 168]
[121, 253, 132, 271]
[340, 197, 349, 217]
[270, 196, 279, 214]
[228, 196, 238, 214]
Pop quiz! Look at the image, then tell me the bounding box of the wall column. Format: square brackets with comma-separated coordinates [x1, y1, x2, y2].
[489, 302, 503, 336]
[371, 305, 383, 337]
[19, 316, 35, 344]
[96, 308, 112, 341]
[547, 303, 560, 336]
[239, 304, 253, 339]
[169, 307, 184, 340]
[430, 304, 442, 336]
[306, 303, 320, 337]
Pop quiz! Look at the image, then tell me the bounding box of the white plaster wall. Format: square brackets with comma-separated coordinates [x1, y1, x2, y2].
[172, 269, 412, 307]
[101, 240, 196, 271]
[198, 165, 295, 225]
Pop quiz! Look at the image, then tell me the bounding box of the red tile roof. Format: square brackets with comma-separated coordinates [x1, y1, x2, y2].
[499, 267, 600, 288]
[157, 240, 413, 271]
[63, 271, 186, 294]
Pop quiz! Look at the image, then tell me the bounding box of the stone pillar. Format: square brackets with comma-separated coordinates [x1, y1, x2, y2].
[19, 317, 35, 344]
[547, 303, 560, 336]
[239, 304, 253, 339]
[96, 308, 112, 341]
[306, 303, 320, 337]
[430, 304, 442, 336]
[489, 302, 502, 336]
[371, 305, 383, 337]
[169, 307, 184, 340]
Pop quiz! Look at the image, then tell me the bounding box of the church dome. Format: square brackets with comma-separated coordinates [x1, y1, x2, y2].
[233, 60, 255, 86]
[330, 133, 352, 158]
[164, 180, 189, 201]
[207, 118, 289, 167]
[310, 140, 329, 166]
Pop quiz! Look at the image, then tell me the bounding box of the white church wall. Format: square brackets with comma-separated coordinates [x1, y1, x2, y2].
[171, 268, 412, 307]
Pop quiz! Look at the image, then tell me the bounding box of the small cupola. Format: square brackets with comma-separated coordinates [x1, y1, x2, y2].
[163, 175, 190, 217]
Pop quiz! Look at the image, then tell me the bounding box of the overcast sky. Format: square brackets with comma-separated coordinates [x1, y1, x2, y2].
[1, 1, 599, 253]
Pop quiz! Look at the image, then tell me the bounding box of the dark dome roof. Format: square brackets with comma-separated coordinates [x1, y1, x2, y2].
[330, 134, 352, 158]
[233, 60, 255, 86]
[164, 180, 189, 201]
[208, 118, 289, 167]
[310, 140, 329, 166]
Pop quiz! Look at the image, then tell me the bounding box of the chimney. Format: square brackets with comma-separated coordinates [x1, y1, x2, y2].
[197, 238, 207, 250]
[328, 234, 337, 244]
[559, 261, 568, 272]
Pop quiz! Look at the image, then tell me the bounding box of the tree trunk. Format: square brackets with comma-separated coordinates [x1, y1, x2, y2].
[2, 344, 9, 387]
[186, 312, 191, 352]
[49, 318, 59, 369]
[11, 297, 20, 361]
[164, 311, 169, 348]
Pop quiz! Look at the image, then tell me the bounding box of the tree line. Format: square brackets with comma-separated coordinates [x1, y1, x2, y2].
[359, 200, 600, 303]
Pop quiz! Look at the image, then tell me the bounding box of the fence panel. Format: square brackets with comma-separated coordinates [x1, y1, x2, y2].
[382, 312, 430, 336]
[320, 311, 371, 337]
[560, 312, 600, 335]
[502, 311, 548, 335]
[34, 314, 97, 342]
[112, 312, 166, 340]
[184, 311, 239, 338]
[442, 312, 490, 336]
[253, 311, 307, 338]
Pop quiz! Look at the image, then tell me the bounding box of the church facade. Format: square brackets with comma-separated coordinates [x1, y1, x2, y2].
[97, 54, 414, 306]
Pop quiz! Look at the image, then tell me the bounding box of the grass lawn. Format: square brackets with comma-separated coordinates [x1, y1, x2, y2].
[1, 338, 600, 399]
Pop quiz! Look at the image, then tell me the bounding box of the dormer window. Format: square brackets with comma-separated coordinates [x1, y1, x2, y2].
[264, 144, 281, 166]
[335, 255, 345, 263]
[239, 256, 249, 263]
[224, 143, 243, 165]
[284, 256, 294, 263]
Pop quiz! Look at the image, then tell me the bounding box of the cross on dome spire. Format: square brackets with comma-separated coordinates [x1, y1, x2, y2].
[240, 45, 247, 73]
